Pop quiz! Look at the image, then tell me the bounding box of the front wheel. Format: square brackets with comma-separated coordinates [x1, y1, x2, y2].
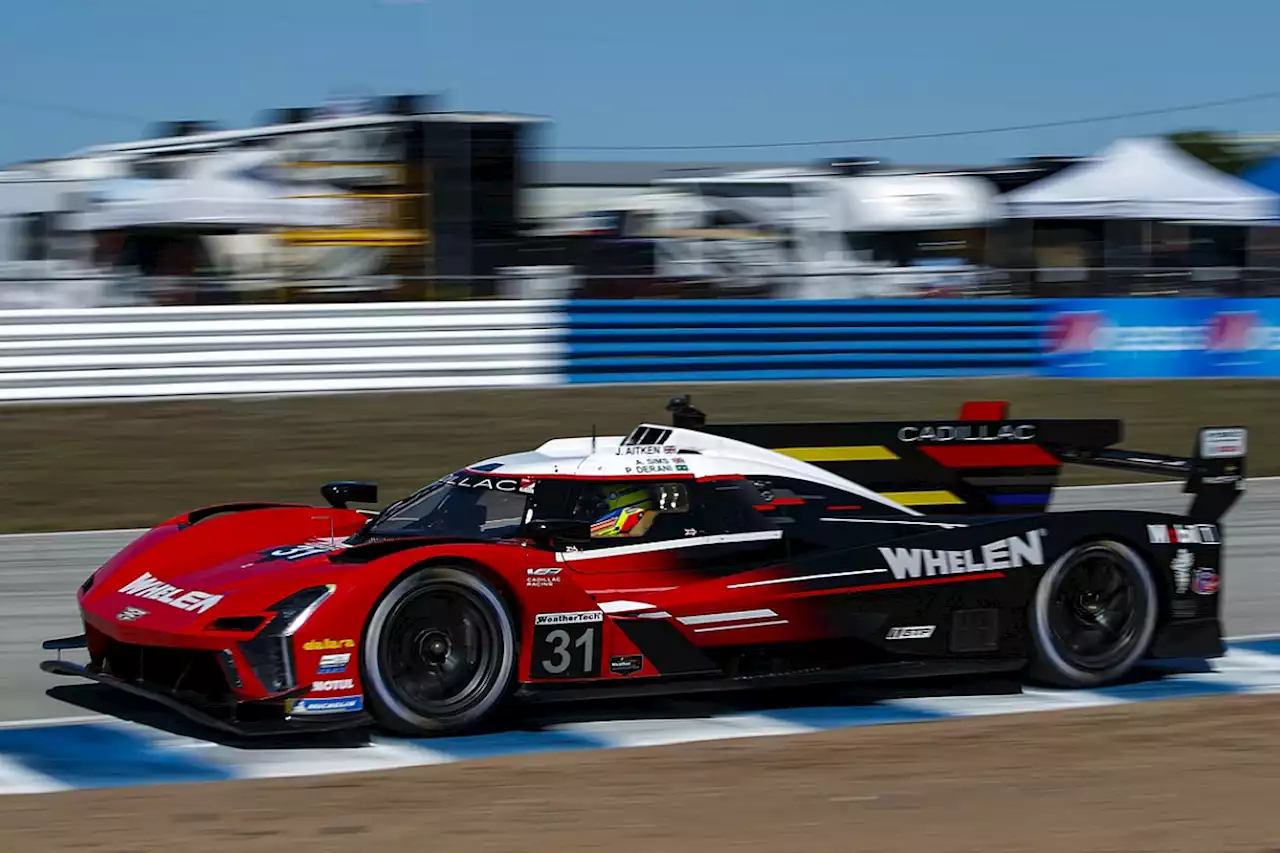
[362, 565, 517, 736]
[1028, 540, 1158, 687]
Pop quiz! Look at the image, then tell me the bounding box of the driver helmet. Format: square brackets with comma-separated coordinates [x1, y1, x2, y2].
[590, 484, 657, 538]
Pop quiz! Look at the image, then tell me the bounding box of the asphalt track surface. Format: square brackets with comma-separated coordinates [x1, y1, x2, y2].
[1, 480, 1276, 725]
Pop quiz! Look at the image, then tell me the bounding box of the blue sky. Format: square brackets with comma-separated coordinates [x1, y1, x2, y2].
[2, 0, 1278, 167]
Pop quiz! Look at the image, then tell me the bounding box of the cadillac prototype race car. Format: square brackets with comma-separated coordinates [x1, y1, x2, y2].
[42, 397, 1247, 737]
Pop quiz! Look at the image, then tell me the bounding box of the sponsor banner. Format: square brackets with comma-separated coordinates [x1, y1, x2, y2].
[312, 678, 355, 692]
[527, 567, 562, 588]
[878, 530, 1046, 581]
[1147, 523, 1219, 546]
[609, 654, 644, 675]
[316, 653, 351, 675]
[118, 572, 223, 613]
[534, 611, 603, 626]
[886, 625, 936, 640]
[897, 424, 1036, 443]
[1045, 298, 1280, 378]
[1200, 428, 1246, 459]
[289, 695, 364, 715]
[1170, 549, 1194, 595]
[303, 638, 356, 652]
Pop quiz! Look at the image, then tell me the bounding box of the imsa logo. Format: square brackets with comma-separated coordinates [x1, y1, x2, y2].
[879, 531, 1046, 581]
[1147, 524, 1219, 546]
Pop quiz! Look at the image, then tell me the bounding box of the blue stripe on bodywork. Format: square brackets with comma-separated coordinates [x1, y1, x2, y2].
[988, 493, 1051, 506]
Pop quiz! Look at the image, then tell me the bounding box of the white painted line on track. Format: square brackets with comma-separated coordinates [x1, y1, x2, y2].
[560, 713, 817, 749]
[0, 757, 68, 795]
[0, 714, 108, 729]
[891, 690, 1127, 718]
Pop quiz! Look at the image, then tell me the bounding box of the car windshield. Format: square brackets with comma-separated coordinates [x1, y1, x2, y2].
[364, 476, 530, 540]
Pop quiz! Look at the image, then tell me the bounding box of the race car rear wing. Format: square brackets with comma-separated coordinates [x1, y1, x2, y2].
[664, 396, 1246, 521]
[1049, 427, 1247, 522]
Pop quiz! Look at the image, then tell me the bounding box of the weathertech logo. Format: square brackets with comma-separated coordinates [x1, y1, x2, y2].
[1147, 524, 1219, 546]
[534, 611, 603, 626]
[879, 531, 1046, 581]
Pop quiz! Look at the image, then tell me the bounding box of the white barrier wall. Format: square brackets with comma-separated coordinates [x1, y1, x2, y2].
[0, 301, 567, 402]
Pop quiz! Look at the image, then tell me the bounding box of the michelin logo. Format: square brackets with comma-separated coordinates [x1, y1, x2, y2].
[879, 531, 1046, 581]
[289, 696, 363, 715]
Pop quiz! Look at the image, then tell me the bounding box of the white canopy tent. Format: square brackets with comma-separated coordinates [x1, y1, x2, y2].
[1001, 137, 1279, 222]
[69, 150, 352, 231]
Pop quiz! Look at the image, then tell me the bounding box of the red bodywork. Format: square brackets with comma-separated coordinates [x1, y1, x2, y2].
[76, 499, 829, 720]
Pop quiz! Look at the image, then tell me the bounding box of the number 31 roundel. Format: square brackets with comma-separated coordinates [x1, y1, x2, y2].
[530, 612, 603, 679]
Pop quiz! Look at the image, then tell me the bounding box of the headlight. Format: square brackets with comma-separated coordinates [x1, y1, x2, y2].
[270, 586, 335, 635]
[237, 585, 335, 694]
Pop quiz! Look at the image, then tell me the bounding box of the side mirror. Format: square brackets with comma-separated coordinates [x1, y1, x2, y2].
[526, 519, 592, 547]
[322, 481, 379, 509]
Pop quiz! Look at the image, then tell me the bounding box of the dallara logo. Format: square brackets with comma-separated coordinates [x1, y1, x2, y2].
[303, 638, 355, 651]
[879, 531, 1047, 581]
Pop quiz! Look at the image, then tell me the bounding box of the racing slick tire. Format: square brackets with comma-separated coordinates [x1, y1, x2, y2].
[1027, 539, 1158, 688]
[362, 565, 517, 736]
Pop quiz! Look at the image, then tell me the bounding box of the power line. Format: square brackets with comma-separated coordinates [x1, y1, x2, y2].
[547, 90, 1280, 153]
[3, 87, 1275, 153]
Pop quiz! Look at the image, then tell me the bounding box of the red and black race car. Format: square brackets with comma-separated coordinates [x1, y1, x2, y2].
[42, 397, 1246, 736]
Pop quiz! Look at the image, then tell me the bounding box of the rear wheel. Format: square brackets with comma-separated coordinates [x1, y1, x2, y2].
[1028, 540, 1157, 687]
[362, 565, 516, 736]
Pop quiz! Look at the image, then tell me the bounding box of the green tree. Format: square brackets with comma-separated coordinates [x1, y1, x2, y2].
[1167, 129, 1260, 176]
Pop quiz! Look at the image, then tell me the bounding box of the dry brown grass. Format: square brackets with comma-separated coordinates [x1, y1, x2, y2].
[2, 378, 1276, 532]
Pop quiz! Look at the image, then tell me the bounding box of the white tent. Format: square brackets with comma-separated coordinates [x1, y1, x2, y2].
[1001, 137, 1279, 222]
[69, 150, 351, 231]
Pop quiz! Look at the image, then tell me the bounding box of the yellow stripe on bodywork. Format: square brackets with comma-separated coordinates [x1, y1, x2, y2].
[879, 490, 965, 506]
[773, 445, 900, 462]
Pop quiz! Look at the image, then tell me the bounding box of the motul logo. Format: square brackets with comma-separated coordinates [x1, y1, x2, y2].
[879, 531, 1046, 581]
[312, 679, 355, 692]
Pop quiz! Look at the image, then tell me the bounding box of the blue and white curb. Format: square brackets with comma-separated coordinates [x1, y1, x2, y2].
[3, 638, 1279, 796]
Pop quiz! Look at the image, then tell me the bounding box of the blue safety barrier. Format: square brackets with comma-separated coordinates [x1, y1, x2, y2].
[565, 299, 1047, 383]
[1044, 298, 1280, 378]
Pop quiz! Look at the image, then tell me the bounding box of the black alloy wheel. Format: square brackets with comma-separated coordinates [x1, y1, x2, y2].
[1028, 540, 1157, 687]
[363, 566, 516, 735]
